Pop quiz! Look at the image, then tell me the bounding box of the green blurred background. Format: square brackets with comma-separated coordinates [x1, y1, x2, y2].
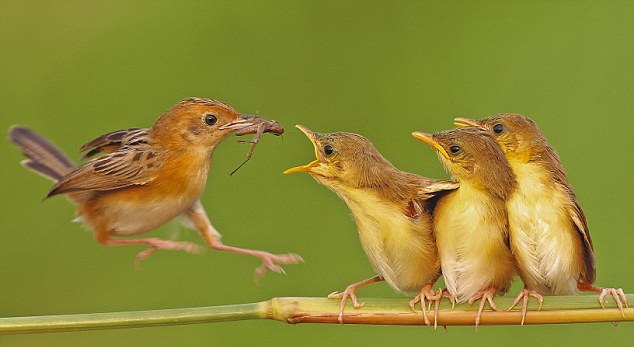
[1, 0, 633, 345]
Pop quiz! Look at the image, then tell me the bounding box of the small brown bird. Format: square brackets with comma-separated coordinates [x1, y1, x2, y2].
[455, 114, 628, 322]
[9, 97, 302, 280]
[413, 127, 517, 328]
[284, 125, 458, 326]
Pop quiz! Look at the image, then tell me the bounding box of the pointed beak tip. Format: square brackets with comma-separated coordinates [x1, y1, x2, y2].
[412, 131, 431, 141]
[284, 159, 319, 175]
[283, 166, 306, 175]
[453, 117, 479, 128]
[412, 131, 449, 159]
[295, 124, 313, 135]
[282, 169, 294, 175]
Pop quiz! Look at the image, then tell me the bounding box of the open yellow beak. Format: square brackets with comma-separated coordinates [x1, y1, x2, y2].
[412, 131, 450, 160]
[283, 125, 321, 174]
[453, 117, 480, 128]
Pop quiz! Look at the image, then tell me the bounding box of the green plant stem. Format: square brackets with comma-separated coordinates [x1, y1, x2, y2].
[1, 303, 266, 335]
[1, 295, 631, 335]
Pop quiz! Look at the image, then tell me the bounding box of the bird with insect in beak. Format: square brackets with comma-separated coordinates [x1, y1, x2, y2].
[455, 114, 628, 324]
[9, 97, 302, 281]
[413, 127, 517, 329]
[284, 125, 458, 326]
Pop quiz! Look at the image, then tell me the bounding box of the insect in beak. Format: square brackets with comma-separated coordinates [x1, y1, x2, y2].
[228, 115, 286, 176]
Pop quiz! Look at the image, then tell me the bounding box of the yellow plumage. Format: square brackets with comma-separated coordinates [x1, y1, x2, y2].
[323, 183, 439, 294]
[506, 161, 584, 295]
[286, 125, 458, 324]
[434, 180, 515, 302]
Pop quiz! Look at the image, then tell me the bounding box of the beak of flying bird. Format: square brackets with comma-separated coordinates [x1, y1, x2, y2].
[412, 131, 450, 160]
[453, 117, 481, 128]
[233, 114, 285, 136]
[218, 114, 256, 132]
[283, 125, 322, 174]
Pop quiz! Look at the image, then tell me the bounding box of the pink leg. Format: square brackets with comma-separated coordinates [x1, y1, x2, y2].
[409, 284, 442, 328]
[185, 201, 303, 282]
[508, 288, 544, 325]
[578, 282, 629, 317]
[328, 275, 383, 324]
[99, 237, 201, 265]
[467, 287, 498, 331]
[440, 288, 457, 310]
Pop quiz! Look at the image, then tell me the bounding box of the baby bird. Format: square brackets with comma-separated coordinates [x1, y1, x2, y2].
[413, 127, 517, 329]
[9, 97, 302, 280]
[284, 125, 458, 326]
[455, 114, 628, 323]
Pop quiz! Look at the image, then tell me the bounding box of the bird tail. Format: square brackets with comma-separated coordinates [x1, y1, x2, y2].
[9, 126, 76, 182]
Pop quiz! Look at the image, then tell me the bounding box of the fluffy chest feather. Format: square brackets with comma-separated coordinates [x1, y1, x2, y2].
[433, 183, 515, 302]
[333, 185, 438, 293]
[507, 161, 582, 294]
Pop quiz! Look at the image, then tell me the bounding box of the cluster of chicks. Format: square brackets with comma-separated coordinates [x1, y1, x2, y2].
[284, 115, 627, 328]
[9, 98, 627, 329]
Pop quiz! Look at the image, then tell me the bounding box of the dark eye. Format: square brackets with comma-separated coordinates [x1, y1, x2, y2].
[324, 144, 334, 156]
[492, 123, 504, 134]
[204, 114, 217, 126]
[449, 145, 461, 154]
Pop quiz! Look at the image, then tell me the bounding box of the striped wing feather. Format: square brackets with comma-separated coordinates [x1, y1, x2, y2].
[48, 129, 160, 197]
[567, 194, 595, 284]
[80, 128, 146, 159]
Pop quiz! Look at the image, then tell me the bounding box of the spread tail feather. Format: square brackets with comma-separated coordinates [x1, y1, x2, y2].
[9, 126, 76, 182]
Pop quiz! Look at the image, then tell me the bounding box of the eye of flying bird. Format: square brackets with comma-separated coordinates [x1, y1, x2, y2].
[203, 113, 218, 126]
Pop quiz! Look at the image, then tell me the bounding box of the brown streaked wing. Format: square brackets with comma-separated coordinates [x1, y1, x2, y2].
[47, 147, 162, 197]
[417, 179, 459, 200]
[80, 128, 147, 159]
[567, 196, 596, 284]
[545, 144, 596, 284]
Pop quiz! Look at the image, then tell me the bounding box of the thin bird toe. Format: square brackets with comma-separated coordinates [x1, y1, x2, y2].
[272, 253, 304, 264]
[351, 300, 365, 309]
[408, 296, 421, 311]
[328, 291, 343, 299]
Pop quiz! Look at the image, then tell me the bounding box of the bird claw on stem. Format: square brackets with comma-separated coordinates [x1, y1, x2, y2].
[599, 288, 629, 317]
[467, 287, 498, 331]
[253, 252, 304, 284]
[328, 286, 365, 324]
[508, 288, 544, 325]
[326, 276, 383, 324]
[441, 289, 457, 310]
[328, 290, 366, 308]
[409, 285, 442, 328]
[578, 282, 629, 318]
